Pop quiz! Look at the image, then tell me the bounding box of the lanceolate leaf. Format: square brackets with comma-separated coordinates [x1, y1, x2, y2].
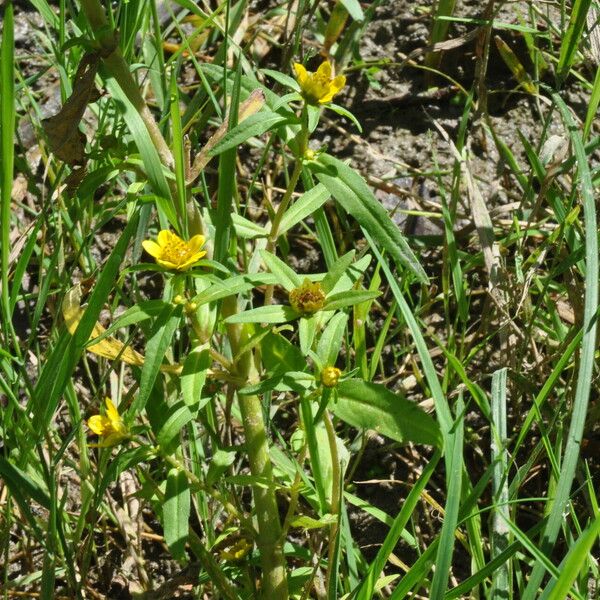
[208, 111, 296, 156]
[163, 468, 190, 562]
[224, 304, 299, 324]
[132, 304, 183, 413]
[333, 380, 442, 447]
[312, 154, 427, 282]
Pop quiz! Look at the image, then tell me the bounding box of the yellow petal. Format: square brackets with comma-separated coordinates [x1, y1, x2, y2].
[105, 398, 120, 423]
[330, 74, 346, 94]
[157, 229, 173, 247]
[316, 60, 332, 78]
[156, 258, 180, 270]
[188, 234, 206, 252]
[88, 414, 111, 436]
[178, 251, 207, 271]
[293, 63, 308, 85]
[142, 240, 163, 258]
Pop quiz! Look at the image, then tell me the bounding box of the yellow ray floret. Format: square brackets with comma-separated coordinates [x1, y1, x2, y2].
[61, 285, 181, 374]
[88, 397, 129, 448]
[142, 229, 206, 271]
[293, 60, 346, 105]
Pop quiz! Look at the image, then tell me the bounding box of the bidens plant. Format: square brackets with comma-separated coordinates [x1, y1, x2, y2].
[40, 15, 439, 597]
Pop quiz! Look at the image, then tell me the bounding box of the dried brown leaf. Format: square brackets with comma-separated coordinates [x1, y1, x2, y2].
[42, 52, 101, 165]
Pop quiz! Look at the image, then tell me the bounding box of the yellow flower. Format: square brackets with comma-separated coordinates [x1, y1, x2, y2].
[289, 278, 326, 315]
[219, 537, 253, 562]
[88, 398, 128, 448]
[321, 366, 342, 388]
[142, 230, 206, 271]
[293, 60, 346, 105]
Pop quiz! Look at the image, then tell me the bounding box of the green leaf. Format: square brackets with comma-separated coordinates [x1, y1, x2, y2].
[312, 153, 427, 282]
[290, 514, 338, 530]
[87, 300, 169, 345]
[132, 304, 182, 413]
[317, 312, 348, 366]
[208, 111, 295, 156]
[333, 380, 442, 447]
[206, 449, 237, 487]
[430, 397, 464, 597]
[340, 0, 364, 21]
[354, 450, 441, 600]
[192, 273, 277, 305]
[523, 91, 600, 600]
[157, 400, 194, 453]
[299, 315, 317, 355]
[260, 250, 302, 291]
[181, 345, 211, 413]
[163, 468, 190, 562]
[542, 515, 600, 600]
[278, 184, 332, 235]
[261, 331, 307, 374]
[31, 215, 139, 437]
[556, 0, 593, 82]
[224, 304, 299, 324]
[105, 79, 178, 227]
[321, 250, 356, 293]
[232, 213, 268, 239]
[324, 290, 380, 311]
[261, 68, 301, 92]
[0, 458, 48, 542]
[327, 103, 363, 132]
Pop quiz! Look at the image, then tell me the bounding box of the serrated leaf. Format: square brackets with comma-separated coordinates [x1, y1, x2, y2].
[333, 380, 442, 447]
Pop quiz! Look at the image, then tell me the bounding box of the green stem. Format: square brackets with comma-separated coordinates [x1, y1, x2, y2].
[78, 0, 174, 168]
[323, 410, 341, 592]
[264, 108, 308, 305]
[223, 297, 289, 599]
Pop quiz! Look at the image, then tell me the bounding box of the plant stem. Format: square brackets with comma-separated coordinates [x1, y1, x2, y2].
[323, 409, 341, 592]
[78, 0, 174, 168]
[223, 297, 289, 599]
[264, 109, 308, 305]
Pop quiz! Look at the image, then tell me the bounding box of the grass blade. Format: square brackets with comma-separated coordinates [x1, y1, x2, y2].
[522, 92, 599, 599]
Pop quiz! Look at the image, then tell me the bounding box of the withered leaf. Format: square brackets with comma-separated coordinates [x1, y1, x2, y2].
[42, 52, 101, 166]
